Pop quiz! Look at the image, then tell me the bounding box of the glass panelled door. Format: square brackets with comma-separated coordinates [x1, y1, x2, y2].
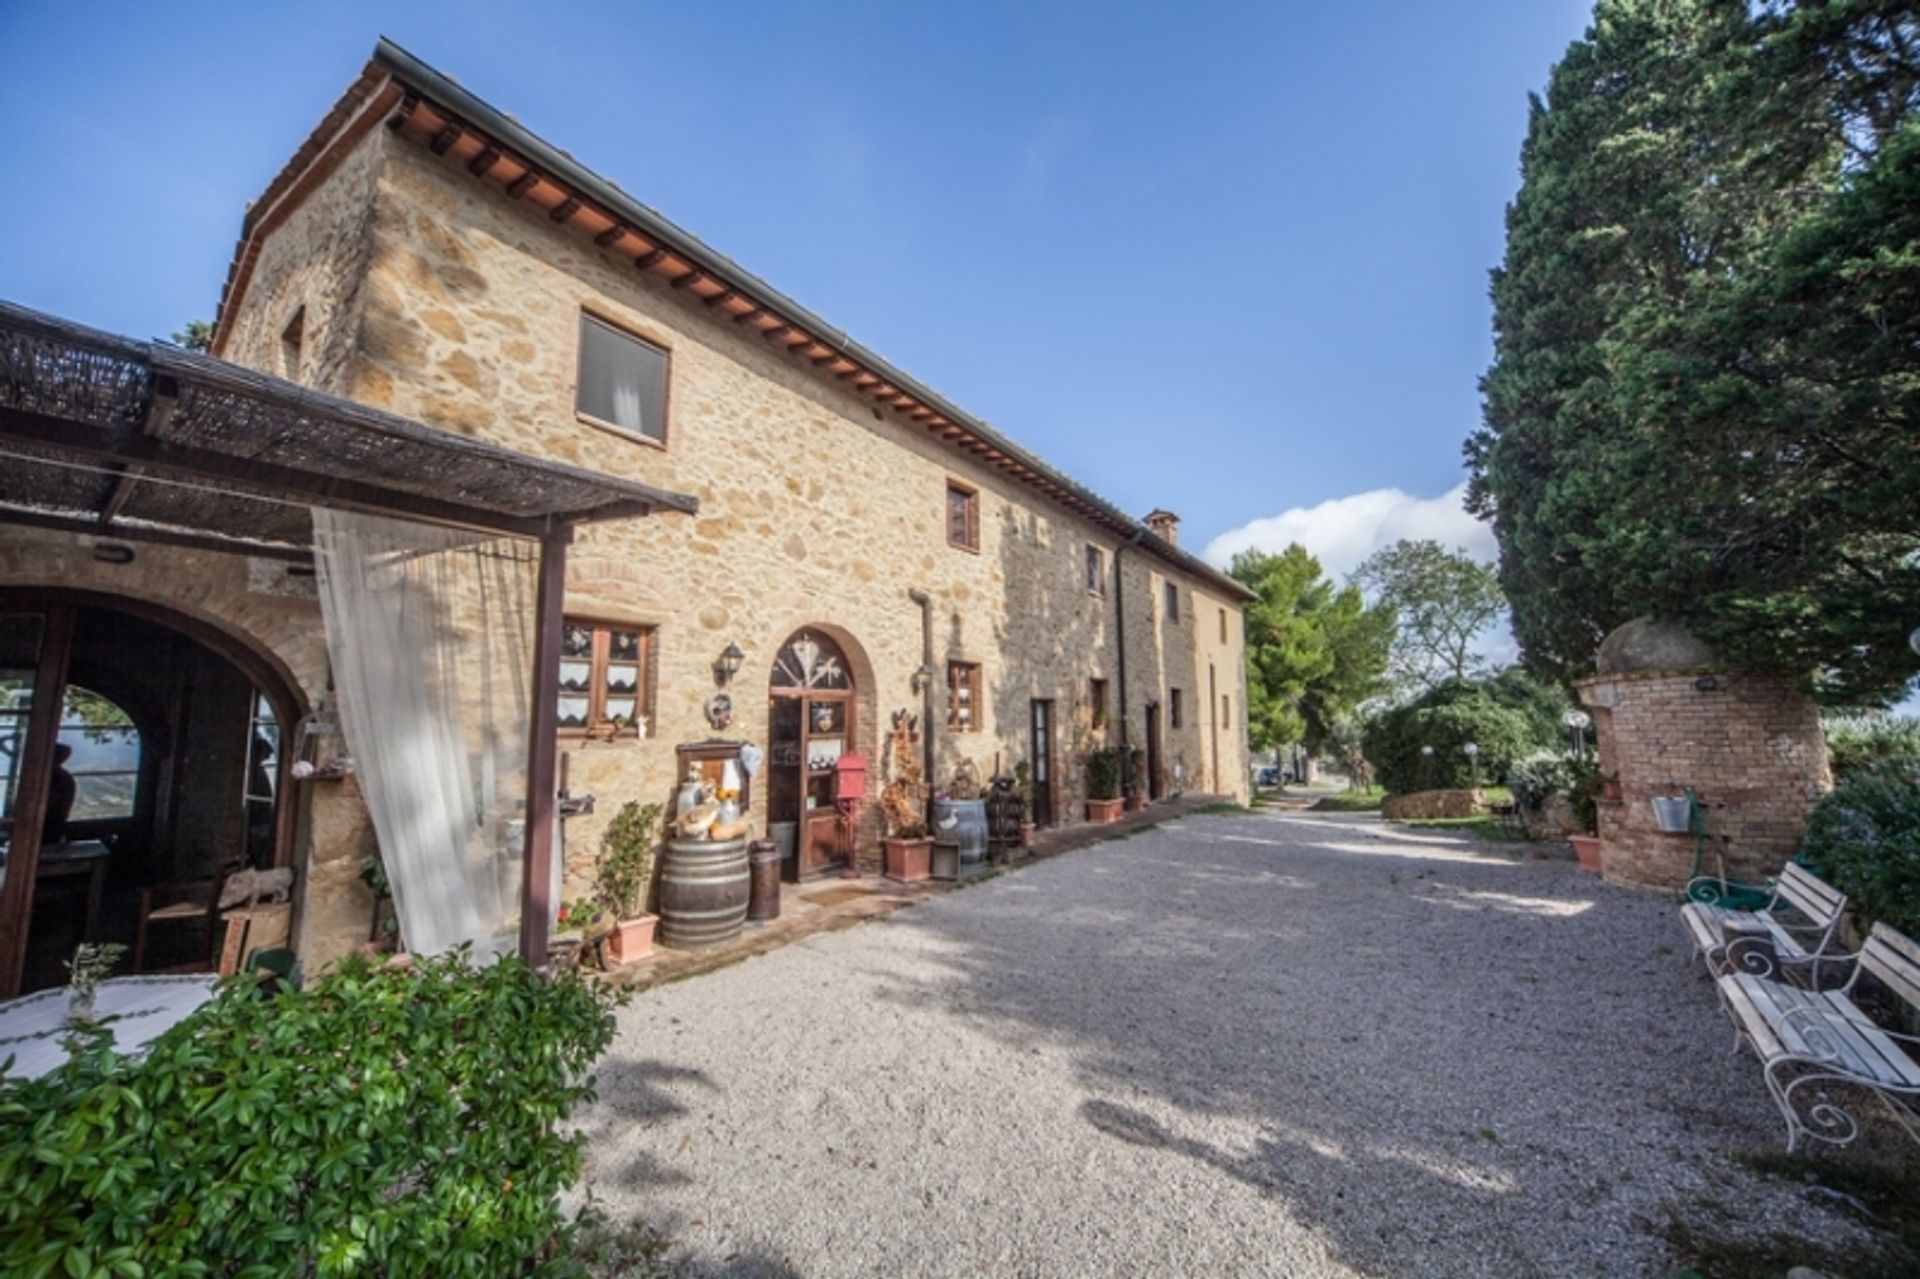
[1029, 699, 1055, 827]
[768, 630, 856, 878]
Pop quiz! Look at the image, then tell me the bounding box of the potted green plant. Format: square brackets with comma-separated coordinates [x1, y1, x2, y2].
[1125, 747, 1148, 811]
[1568, 766, 1604, 872]
[599, 800, 663, 963]
[1086, 747, 1124, 824]
[1012, 760, 1036, 849]
[880, 714, 933, 881]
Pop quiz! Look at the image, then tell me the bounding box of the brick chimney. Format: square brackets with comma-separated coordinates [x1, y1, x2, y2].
[1143, 509, 1180, 546]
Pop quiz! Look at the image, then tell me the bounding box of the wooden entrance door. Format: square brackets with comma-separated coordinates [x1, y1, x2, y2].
[1144, 701, 1163, 801]
[768, 630, 856, 878]
[1029, 699, 1055, 827]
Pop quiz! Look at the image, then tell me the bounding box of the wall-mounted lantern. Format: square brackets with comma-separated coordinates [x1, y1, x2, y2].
[1463, 741, 1480, 790]
[712, 642, 745, 687]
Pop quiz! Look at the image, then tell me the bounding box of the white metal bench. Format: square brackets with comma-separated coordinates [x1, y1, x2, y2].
[1716, 922, 1920, 1152]
[1681, 862, 1846, 983]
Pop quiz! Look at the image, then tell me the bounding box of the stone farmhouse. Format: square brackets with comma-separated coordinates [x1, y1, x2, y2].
[0, 39, 1249, 989]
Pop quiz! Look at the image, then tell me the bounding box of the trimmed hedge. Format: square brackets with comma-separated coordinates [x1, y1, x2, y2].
[1802, 761, 1920, 939]
[1, 951, 619, 1278]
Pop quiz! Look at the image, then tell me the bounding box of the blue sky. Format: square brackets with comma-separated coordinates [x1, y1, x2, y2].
[0, 0, 1593, 578]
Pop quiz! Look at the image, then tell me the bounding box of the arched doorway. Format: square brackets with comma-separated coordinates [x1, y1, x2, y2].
[0, 595, 302, 995]
[767, 629, 857, 878]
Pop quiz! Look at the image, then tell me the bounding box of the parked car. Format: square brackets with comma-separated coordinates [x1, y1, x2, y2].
[1255, 766, 1281, 787]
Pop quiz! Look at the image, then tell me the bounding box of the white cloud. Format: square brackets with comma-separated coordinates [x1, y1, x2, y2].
[1204, 482, 1517, 669]
[1201, 482, 1496, 580]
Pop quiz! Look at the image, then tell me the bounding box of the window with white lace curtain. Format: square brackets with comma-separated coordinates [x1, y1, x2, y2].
[576, 311, 669, 444]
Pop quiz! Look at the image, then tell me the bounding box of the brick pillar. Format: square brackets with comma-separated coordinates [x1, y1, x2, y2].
[1575, 670, 1831, 892]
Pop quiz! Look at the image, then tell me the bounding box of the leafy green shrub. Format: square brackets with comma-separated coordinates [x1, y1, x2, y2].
[599, 799, 663, 920]
[1505, 751, 1574, 813]
[1, 951, 619, 1278]
[1824, 715, 1920, 784]
[1086, 747, 1123, 800]
[1362, 678, 1544, 794]
[1802, 762, 1920, 937]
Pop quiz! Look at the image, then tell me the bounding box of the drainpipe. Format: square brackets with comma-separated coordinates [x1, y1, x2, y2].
[1114, 529, 1147, 798]
[907, 588, 936, 804]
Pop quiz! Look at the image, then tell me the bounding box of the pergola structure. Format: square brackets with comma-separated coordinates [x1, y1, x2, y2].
[0, 298, 697, 986]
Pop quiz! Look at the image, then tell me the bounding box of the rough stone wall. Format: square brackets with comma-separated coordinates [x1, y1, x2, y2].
[1576, 670, 1831, 892]
[214, 125, 1247, 907]
[0, 527, 381, 969]
[216, 130, 384, 393]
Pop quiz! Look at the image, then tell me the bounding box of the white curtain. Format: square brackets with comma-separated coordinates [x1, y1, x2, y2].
[311, 509, 538, 960]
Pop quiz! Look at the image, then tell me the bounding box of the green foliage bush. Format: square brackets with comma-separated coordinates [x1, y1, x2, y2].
[1086, 747, 1123, 800]
[1824, 716, 1920, 785]
[1505, 751, 1574, 813]
[1802, 763, 1920, 938]
[1363, 678, 1546, 795]
[1, 951, 619, 1278]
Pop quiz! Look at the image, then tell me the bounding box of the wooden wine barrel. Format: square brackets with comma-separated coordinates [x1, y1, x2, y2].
[659, 836, 750, 949]
[931, 798, 990, 866]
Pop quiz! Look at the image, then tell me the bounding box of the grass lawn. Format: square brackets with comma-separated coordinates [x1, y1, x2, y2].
[1397, 815, 1533, 843]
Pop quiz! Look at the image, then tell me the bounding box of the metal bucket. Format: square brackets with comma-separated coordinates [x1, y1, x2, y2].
[1651, 796, 1692, 833]
[659, 836, 750, 949]
[931, 798, 989, 866]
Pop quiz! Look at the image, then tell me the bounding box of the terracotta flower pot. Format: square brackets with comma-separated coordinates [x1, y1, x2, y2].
[606, 914, 658, 964]
[882, 837, 933, 883]
[1568, 835, 1602, 872]
[1019, 821, 1036, 850]
[1086, 798, 1124, 824]
[1125, 794, 1147, 812]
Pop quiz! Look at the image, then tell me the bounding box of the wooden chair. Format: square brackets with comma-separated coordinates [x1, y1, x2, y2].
[133, 862, 241, 974]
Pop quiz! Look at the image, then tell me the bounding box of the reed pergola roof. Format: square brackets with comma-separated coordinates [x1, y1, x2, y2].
[0, 299, 699, 559]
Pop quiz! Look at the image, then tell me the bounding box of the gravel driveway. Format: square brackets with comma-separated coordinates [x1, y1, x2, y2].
[578, 810, 1870, 1277]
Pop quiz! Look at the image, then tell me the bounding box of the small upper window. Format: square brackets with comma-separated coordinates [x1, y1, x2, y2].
[279, 308, 305, 382]
[1170, 688, 1184, 730]
[947, 482, 979, 552]
[1090, 677, 1109, 729]
[1219, 608, 1228, 644]
[1164, 581, 1181, 623]
[577, 313, 669, 443]
[1085, 545, 1106, 596]
[1222, 693, 1231, 729]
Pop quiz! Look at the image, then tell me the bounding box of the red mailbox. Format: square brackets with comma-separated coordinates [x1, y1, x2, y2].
[834, 754, 869, 802]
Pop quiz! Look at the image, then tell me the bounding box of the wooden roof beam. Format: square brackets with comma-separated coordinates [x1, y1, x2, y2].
[428, 123, 463, 155]
[468, 146, 502, 177]
[549, 197, 582, 224]
[595, 224, 627, 247]
[703, 288, 737, 308]
[506, 171, 541, 200]
[634, 247, 667, 270]
[734, 308, 766, 325]
[671, 269, 706, 290]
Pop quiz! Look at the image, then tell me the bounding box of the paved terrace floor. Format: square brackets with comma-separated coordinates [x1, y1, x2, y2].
[579, 809, 1883, 1277]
